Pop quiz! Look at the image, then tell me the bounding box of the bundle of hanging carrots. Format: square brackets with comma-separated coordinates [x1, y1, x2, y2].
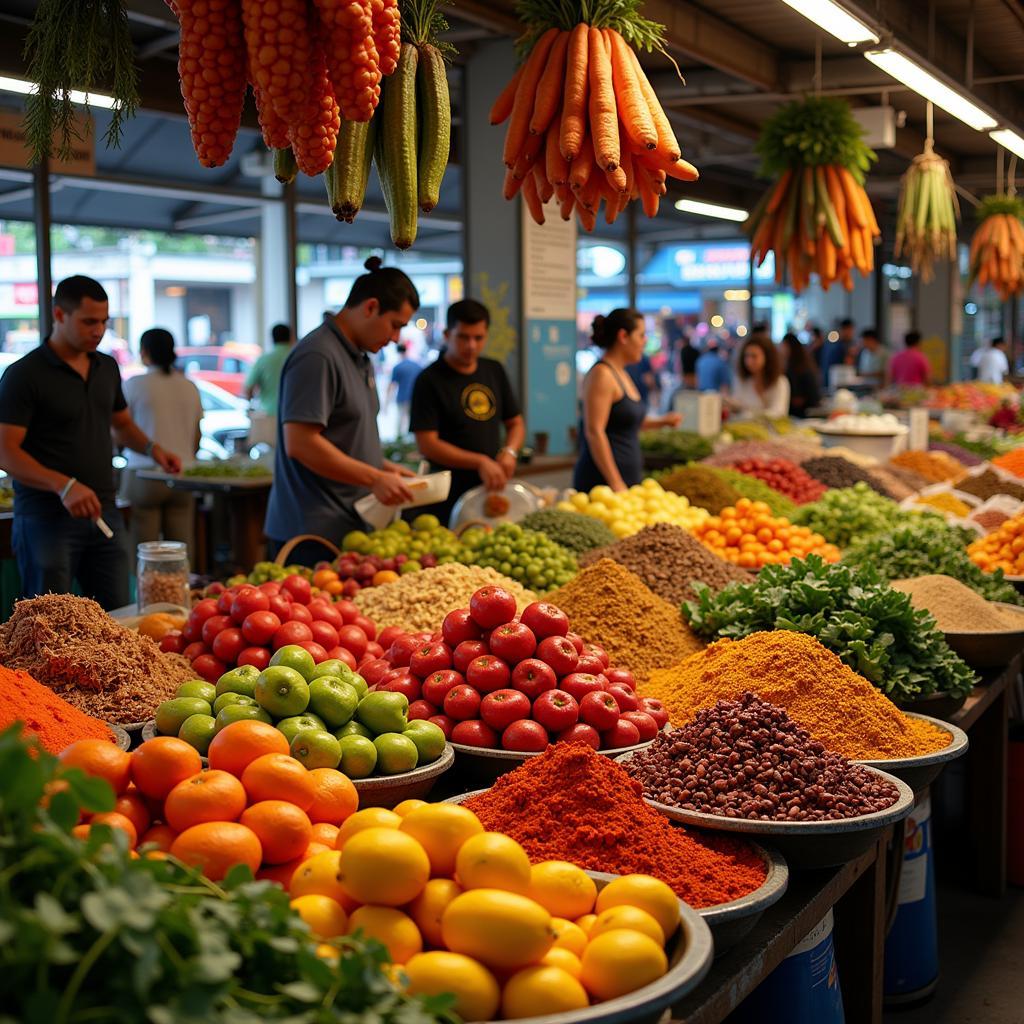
[745, 97, 879, 293]
[490, 3, 698, 231]
[969, 195, 1024, 300]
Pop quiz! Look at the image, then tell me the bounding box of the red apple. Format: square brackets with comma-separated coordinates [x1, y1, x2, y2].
[338, 625, 369, 661]
[309, 620, 340, 651]
[353, 615, 376, 641]
[604, 667, 636, 691]
[201, 614, 232, 647]
[191, 653, 227, 683]
[502, 719, 549, 752]
[237, 645, 271, 670]
[579, 690, 620, 731]
[469, 586, 517, 630]
[639, 697, 669, 729]
[268, 594, 292, 620]
[602, 719, 641, 749]
[444, 684, 483, 721]
[536, 636, 579, 676]
[359, 657, 392, 687]
[428, 714, 455, 740]
[257, 581, 281, 596]
[410, 641, 452, 678]
[281, 574, 312, 605]
[556, 723, 600, 749]
[565, 631, 585, 654]
[387, 635, 419, 668]
[378, 625, 405, 650]
[326, 646, 358, 670]
[217, 590, 236, 615]
[189, 598, 220, 626]
[519, 601, 569, 640]
[511, 658, 558, 700]
[272, 620, 313, 650]
[442, 608, 481, 647]
[560, 672, 605, 704]
[584, 642, 609, 668]
[454, 640, 489, 675]
[309, 601, 344, 631]
[451, 719, 498, 748]
[422, 669, 465, 707]
[489, 622, 537, 664]
[378, 670, 422, 702]
[466, 655, 511, 694]
[621, 710, 659, 742]
[182, 617, 203, 644]
[242, 610, 281, 646]
[286, 602, 314, 626]
[297, 640, 329, 664]
[182, 641, 207, 663]
[231, 587, 269, 625]
[575, 653, 605, 676]
[480, 689, 531, 731]
[532, 690, 579, 732]
[364, 641, 384, 659]
[608, 684, 639, 713]
[159, 630, 185, 655]
[211, 627, 245, 665]
[408, 699, 438, 722]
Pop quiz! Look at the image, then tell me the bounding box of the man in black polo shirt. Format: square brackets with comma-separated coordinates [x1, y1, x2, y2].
[410, 299, 525, 524]
[0, 276, 181, 609]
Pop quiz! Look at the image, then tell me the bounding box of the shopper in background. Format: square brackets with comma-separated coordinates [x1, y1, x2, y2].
[120, 329, 203, 562]
[574, 308, 681, 493]
[679, 333, 700, 389]
[976, 336, 1010, 384]
[0, 276, 181, 609]
[410, 299, 525, 525]
[695, 338, 732, 393]
[264, 258, 417, 566]
[245, 323, 293, 416]
[388, 342, 423, 435]
[820, 318, 854, 389]
[808, 325, 825, 370]
[888, 330, 932, 387]
[857, 327, 887, 388]
[730, 334, 790, 418]
[780, 333, 821, 418]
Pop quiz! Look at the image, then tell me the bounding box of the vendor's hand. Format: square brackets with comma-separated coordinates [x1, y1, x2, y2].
[496, 451, 517, 480]
[153, 445, 182, 474]
[372, 470, 415, 506]
[611, 481, 629, 494]
[63, 480, 102, 519]
[477, 456, 508, 492]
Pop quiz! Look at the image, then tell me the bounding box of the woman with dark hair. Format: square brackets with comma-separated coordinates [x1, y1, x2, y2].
[573, 309, 680, 493]
[780, 333, 821, 418]
[120, 328, 203, 560]
[730, 333, 790, 419]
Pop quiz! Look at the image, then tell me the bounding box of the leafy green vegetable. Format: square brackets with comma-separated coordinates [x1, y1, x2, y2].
[683, 555, 977, 702]
[0, 725, 454, 1024]
[792, 482, 934, 549]
[977, 194, 1024, 222]
[515, 0, 667, 54]
[842, 519, 1022, 606]
[183, 462, 271, 480]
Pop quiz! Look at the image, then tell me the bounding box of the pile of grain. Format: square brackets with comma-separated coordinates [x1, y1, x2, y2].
[657, 464, 742, 514]
[579, 523, 751, 605]
[0, 595, 193, 722]
[353, 563, 535, 632]
[548, 558, 703, 682]
[891, 574, 1024, 633]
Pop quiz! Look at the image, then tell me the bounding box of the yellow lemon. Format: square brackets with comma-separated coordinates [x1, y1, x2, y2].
[441, 888, 555, 970]
[595, 875, 680, 940]
[527, 860, 597, 919]
[289, 850, 357, 911]
[347, 905, 423, 964]
[316, 943, 340, 961]
[590, 905, 665, 945]
[549, 917, 588, 957]
[335, 808, 402, 848]
[580, 929, 668, 1001]
[404, 951, 500, 1022]
[575, 913, 597, 937]
[392, 799, 428, 817]
[400, 804, 484, 877]
[290, 894, 348, 939]
[540, 947, 582, 978]
[339, 828, 430, 906]
[501, 965, 589, 1018]
[408, 877, 463, 947]
[455, 832, 532, 894]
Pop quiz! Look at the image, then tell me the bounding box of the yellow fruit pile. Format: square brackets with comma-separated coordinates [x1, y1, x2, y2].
[559, 479, 709, 539]
[287, 801, 679, 1020]
[967, 512, 1024, 575]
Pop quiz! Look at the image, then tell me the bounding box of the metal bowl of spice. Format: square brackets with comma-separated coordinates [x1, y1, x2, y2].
[855, 713, 968, 793]
[108, 723, 132, 751]
[941, 603, 1024, 669]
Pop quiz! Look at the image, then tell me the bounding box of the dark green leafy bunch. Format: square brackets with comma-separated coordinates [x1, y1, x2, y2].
[23, 0, 140, 163]
[842, 519, 1022, 606]
[978, 194, 1024, 222]
[0, 725, 455, 1024]
[683, 555, 977, 702]
[757, 96, 877, 183]
[515, 0, 666, 54]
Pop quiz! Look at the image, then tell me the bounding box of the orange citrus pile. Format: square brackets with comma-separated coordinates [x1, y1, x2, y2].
[967, 511, 1024, 574]
[691, 498, 841, 568]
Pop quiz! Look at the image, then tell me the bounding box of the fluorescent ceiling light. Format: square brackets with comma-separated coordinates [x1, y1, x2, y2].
[675, 198, 749, 222]
[0, 74, 118, 110]
[864, 50, 997, 131]
[779, 0, 878, 45]
[991, 129, 1024, 160]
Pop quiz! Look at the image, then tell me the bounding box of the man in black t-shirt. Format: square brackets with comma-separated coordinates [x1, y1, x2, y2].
[410, 299, 525, 525]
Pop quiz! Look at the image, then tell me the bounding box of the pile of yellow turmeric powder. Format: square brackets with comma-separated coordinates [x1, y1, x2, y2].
[642, 631, 951, 761]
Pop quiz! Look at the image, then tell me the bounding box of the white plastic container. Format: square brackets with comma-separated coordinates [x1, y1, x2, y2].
[354, 471, 451, 530]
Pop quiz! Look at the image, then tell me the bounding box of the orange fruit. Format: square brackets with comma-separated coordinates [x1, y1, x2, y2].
[393, 799, 428, 817]
[113, 791, 151, 837]
[408, 877, 463, 946]
[71, 823, 91, 841]
[347, 906, 423, 964]
[241, 800, 313, 864]
[289, 849, 358, 911]
[207, 720, 290, 778]
[579, 929, 667, 1000]
[130, 737, 202, 800]
[59, 739, 131, 795]
[241, 754, 316, 811]
[163, 770, 248, 833]
[139, 823, 178, 852]
[311, 822, 340, 847]
[90, 811, 138, 847]
[303, 841, 332, 859]
[541, 947, 582, 978]
[291, 894, 348, 939]
[170, 821, 262, 881]
[501, 965, 589, 1017]
[307, 768, 358, 825]
[594, 875, 679, 939]
[399, 804, 483, 877]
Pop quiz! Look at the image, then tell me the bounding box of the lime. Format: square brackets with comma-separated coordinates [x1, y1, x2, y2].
[277, 713, 327, 744]
[215, 665, 260, 699]
[269, 644, 317, 681]
[338, 734, 378, 778]
[255, 666, 310, 718]
[403, 721, 447, 765]
[176, 680, 217, 703]
[290, 729, 342, 770]
[156, 696, 212, 736]
[215, 703, 272, 732]
[178, 713, 217, 756]
[213, 692, 257, 715]
[374, 733, 419, 775]
[336, 720, 373, 740]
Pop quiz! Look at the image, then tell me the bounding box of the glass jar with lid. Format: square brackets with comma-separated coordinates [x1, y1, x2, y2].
[137, 541, 190, 614]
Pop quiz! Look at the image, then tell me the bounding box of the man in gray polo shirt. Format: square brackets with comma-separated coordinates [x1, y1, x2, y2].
[264, 258, 419, 565]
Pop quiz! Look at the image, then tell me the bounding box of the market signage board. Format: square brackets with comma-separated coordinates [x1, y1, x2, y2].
[0, 111, 95, 175]
[521, 198, 577, 455]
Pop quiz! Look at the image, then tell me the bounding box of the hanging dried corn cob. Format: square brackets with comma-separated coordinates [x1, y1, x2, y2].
[241, 0, 318, 124]
[969, 195, 1024, 300]
[745, 97, 879, 293]
[289, 46, 341, 176]
[894, 144, 959, 283]
[312, 0, 382, 122]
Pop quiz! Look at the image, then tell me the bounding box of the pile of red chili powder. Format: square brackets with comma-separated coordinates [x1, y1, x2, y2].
[464, 742, 766, 908]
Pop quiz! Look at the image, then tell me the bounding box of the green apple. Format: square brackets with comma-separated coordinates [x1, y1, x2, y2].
[156, 697, 212, 736]
[290, 729, 342, 769]
[270, 644, 317, 681]
[308, 676, 360, 729]
[337, 734, 377, 778]
[403, 720, 447, 765]
[215, 665, 260, 699]
[373, 733, 419, 775]
[215, 703, 272, 733]
[213, 692, 257, 716]
[178, 713, 217, 756]
[310, 661, 369, 698]
[176, 680, 217, 704]
[277, 713, 327, 744]
[335, 720, 373, 740]
[255, 666, 310, 718]
[356, 692, 409, 736]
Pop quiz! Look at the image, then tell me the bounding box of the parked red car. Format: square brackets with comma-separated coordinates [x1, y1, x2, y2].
[176, 343, 259, 396]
